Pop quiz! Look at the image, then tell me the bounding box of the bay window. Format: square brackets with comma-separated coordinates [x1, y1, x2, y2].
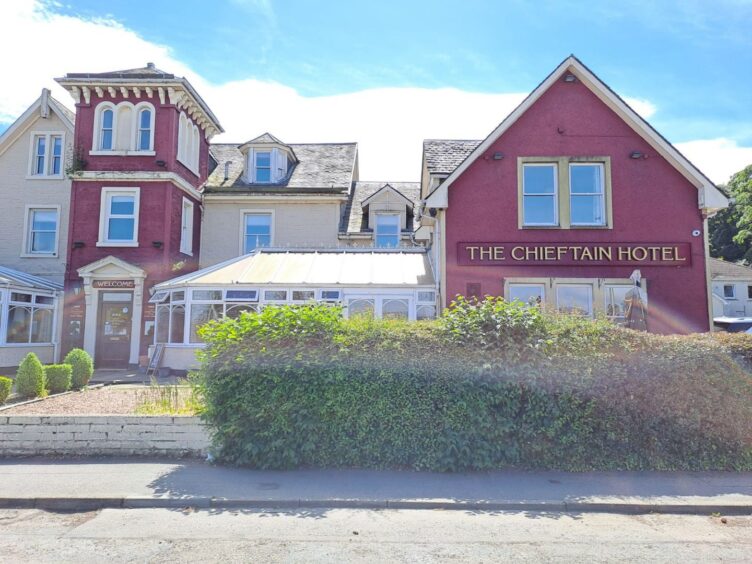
[5, 291, 55, 344]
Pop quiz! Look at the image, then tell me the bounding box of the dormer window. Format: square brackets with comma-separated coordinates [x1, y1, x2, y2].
[254, 151, 271, 183]
[375, 214, 400, 248]
[239, 134, 296, 184]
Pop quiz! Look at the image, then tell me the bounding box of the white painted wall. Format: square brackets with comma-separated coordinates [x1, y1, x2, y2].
[712, 280, 752, 317]
[200, 199, 343, 268]
[0, 110, 71, 285]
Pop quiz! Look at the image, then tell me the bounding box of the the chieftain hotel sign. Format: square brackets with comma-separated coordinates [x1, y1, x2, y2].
[457, 243, 691, 266]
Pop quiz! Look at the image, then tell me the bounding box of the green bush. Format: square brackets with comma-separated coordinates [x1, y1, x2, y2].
[195, 302, 752, 471]
[15, 353, 46, 399]
[45, 364, 72, 394]
[0, 376, 11, 404]
[63, 348, 93, 390]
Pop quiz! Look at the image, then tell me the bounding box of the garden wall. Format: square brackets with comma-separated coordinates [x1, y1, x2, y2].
[0, 415, 210, 457]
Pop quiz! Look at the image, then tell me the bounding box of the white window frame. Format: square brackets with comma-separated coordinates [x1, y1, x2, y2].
[603, 284, 643, 324]
[240, 210, 274, 254]
[90, 102, 156, 156]
[97, 187, 140, 247]
[555, 283, 594, 318]
[252, 150, 273, 184]
[723, 284, 736, 299]
[374, 213, 401, 248]
[522, 162, 558, 227]
[27, 131, 65, 179]
[21, 205, 60, 258]
[569, 162, 606, 226]
[507, 283, 546, 306]
[3, 290, 56, 345]
[180, 197, 194, 256]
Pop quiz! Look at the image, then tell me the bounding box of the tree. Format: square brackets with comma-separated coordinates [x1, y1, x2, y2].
[730, 164, 752, 252]
[708, 165, 752, 265]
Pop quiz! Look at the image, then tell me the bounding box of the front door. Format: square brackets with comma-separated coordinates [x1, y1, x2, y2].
[96, 291, 133, 367]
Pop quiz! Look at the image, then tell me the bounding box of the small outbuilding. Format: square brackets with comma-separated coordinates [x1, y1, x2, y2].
[710, 258, 752, 331]
[149, 249, 437, 370]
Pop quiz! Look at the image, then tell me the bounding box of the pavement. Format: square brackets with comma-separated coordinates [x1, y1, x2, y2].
[0, 457, 750, 515]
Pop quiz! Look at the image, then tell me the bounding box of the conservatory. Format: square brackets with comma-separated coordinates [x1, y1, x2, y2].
[149, 249, 437, 370]
[0, 266, 63, 367]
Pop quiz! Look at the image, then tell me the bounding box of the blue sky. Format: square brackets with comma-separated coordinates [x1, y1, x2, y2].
[1, 0, 751, 181]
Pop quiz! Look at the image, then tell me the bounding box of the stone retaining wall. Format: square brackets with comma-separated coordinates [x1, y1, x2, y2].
[0, 415, 210, 457]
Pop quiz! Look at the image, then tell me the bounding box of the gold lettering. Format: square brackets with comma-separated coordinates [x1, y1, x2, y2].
[557, 247, 568, 260]
[511, 246, 525, 260]
[580, 247, 594, 261]
[544, 246, 555, 261]
[674, 246, 687, 261]
[597, 246, 612, 261]
[648, 246, 661, 261]
[493, 246, 505, 261]
[570, 246, 583, 261]
[618, 247, 632, 261]
[525, 246, 540, 261]
[466, 246, 479, 260]
[632, 247, 648, 261]
[479, 246, 493, 261]
[661, 247, 672, 261]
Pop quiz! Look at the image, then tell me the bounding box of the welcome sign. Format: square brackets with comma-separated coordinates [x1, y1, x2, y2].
[457, 242, 692, 266]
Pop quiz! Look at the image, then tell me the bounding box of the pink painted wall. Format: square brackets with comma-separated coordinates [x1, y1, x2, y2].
[444, 77, 709, 334]
[63, 91, 209, 359]
[72, 93, 209, 186]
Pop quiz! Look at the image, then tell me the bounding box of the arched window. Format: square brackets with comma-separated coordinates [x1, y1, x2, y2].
[115, 104, 133, 150]
[138, 108, 152, 151]
[192, 124, 200, 170]
[100, 108, 113, 150]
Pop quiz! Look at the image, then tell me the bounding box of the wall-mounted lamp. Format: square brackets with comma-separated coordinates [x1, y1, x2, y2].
[492, 152, 504, 160]
[152, 241, 163, 249]
[563, 74, 577, 83]
[429, 207, 438, 218]
[155, 160, 166, 167]
[630, 151, 645, 159]
[73, 241, 85, 249]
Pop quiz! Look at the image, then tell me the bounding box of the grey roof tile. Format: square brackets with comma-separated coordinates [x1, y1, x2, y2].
[709, 257, 752, 279]
[341, 181, 421, 234]
[64, 64, 174, 80]
[206, 142, 357, 192]
[423, 139, 481, 175]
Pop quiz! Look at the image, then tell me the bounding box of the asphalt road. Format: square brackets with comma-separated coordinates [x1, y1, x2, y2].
[0, 508, 750, 562]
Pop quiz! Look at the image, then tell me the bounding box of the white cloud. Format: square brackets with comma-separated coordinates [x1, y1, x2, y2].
[0, 1, 747, 185]
[675, 138, 752, 185]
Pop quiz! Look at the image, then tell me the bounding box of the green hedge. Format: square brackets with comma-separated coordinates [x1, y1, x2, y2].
[0, 376, 11, 404]
[64, 348, 93, 390]
[45, 364, 72, 394]
[195, 301, 752, 471]
[15, 353, 46, 399]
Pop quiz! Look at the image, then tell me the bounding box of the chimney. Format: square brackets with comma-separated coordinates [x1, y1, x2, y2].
[224, 161, 231, 182]
[146, 62, 155, 69]
[40, 88, 50, 119]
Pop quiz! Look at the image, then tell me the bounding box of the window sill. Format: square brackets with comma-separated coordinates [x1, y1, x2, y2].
[96, 241, 139, 248]
[20, 253, 58, 258]
[89, 150, 156, 157]
[25, 175, 65, 181]
[1, 342, 54, 347]
[570, 224, 611, 229]
[180, 249, 193, 257]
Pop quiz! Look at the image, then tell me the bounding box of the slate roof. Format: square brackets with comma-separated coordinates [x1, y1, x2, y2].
[341, 182, 421, 234]
[709, 258, 752, 280]
[52, 97, 75, 124]
[423, 139, 481, 175]
[206, 142, 357, 193]
[64, 64, 175, 80]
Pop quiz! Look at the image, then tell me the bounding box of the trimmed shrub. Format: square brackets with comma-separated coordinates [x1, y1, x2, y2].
[15, 353, 46, 399]
[0, 376, 11, 404]
[196, 302, 752, 471]
[45, 364, 73, 394]
[64, 348, 94, 390]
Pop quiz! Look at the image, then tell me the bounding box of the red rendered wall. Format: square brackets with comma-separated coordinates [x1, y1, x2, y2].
[444, 78, 709, 334]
